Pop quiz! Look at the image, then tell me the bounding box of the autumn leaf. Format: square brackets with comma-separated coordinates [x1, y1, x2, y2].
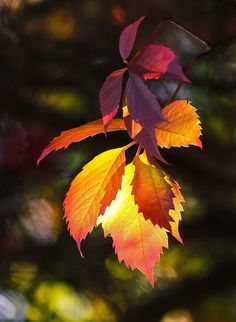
[99, 16, 190, 130]
[119, 16, 145, 61]
[132, 153, 174, 230]
[155, 100, 202, 148]
[64, 145, 129, 254]
[123, 106, 166, 163]
[99, 68, 126, 125]
[165, 176, 185, 243]
[37, 118, 126, 164]
[99, 163, 168, 286]
[126, 73, 164, 127]
[37, 16, 203, 286]
[123, 100, 202, 157]
[130, 44, 190, 82]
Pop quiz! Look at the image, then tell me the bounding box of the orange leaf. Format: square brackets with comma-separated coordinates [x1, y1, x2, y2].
[155, 100, 202, 148]
[165, 176, 185, 243]
[37, 118, 125, 164]
[132, 153, 174, 230]
[99, 163, 168, 286]
[64, 146, 128, 254]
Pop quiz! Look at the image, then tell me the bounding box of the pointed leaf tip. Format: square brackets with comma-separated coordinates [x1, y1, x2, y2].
[119, 16, 145, 61]
[100, 163, 168, 286]
[64, 146, 127, 252]
[37, 118, 126, 164]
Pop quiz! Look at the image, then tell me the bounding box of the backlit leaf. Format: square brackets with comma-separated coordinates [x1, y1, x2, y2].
[126, 73, 164, 127]
[37, 118, 126, 164]
[165, 176, 185, 243]
[99, 163, 168, 286]
[99, 68, 126, 125]
[132, 153, 174, 230]
[155, 100, 202, 148]
[119, 16, 145, 61]
[131, 44, 174, 78]
[130, 44, 189, 82]
[64, 146, 127, 253]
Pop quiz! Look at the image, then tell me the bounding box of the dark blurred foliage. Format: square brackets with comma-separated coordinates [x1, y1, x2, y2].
[0, 0, 236, 321]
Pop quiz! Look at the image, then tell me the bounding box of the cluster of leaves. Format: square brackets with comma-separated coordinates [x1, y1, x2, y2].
[38, 17, 202, 286]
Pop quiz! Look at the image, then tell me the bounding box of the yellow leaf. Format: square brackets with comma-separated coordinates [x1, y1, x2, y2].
[155, 100, 202, 148]
[99, 163, 168, 286]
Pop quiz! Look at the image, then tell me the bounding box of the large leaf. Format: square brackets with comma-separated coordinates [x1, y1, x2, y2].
[155, 100, 202, 148]
[119, 16, 145, 61]
[132, 153, 174, 230]
[126, 73, 164, 127]
[99, 163, 168, 286]
[64, 146, 127, 253]
[99, 68, 126, 125]
[37, 118, 125, 164]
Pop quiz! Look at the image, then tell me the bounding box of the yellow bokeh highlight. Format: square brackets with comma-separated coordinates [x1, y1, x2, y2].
[10, 262, 38, 292]
[105, 257, 133, 280]
[45, 10, 76, 40]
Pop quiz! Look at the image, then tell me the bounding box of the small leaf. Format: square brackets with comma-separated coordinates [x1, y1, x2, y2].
[130, 44, 189, 82]
[155, 100, 202, 148]
[99, 68, 126, 125]
[99, 163, 168, 286]
[64, 146, 127, 253]
[37, 118, 126, 164]
[132, 153, 174, 230]
[119, 16, 145, 61]
[123, 106, 166, 163]
[164, 176, 185, 243]
[126, 73, 164, 127]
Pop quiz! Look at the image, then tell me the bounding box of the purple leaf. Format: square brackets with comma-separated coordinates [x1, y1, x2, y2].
[163, 59, 190, 83]
[99, 68, 126, 126]
[126, 73, 164, 127]
[131, 44, 174, 78]
[130, 44, 190, 83]
[124, 115, 167, 163]
[119, 16, 145, 61]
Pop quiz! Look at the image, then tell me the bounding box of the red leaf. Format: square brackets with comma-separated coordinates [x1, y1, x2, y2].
[131, 44, 174, 78]
[119, 16, 145, 61]
[37, 118, 126, 164]
[130, 44, 190, 82]
[99, 68, 126, 125]
[132, 153, 174, 230]
[126, 73, 164, 127]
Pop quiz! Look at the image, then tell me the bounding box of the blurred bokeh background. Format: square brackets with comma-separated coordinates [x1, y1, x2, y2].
[0, 0, 236, 321]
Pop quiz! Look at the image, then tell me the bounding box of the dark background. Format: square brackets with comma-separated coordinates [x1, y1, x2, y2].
[0, 0, 236, 321]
